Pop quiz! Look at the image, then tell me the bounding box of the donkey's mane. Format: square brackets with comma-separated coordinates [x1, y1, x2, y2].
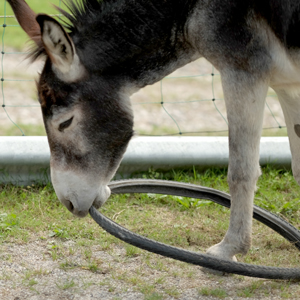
[58, 0, 108, 31]
[29, 0, 198, 65]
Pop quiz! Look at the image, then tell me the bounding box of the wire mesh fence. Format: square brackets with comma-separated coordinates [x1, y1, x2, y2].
[0, 0, 287, 137]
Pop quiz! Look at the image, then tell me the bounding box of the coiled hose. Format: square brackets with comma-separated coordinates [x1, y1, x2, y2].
[89, 179, 300, 279]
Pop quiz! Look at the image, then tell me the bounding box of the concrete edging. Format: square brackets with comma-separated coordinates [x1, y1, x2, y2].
[0, 136, 291, 185]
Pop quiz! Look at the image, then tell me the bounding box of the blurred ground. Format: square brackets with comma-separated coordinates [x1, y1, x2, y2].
[0, 53, 286, 136]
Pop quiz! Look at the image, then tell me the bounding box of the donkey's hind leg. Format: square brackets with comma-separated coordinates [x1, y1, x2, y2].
[276, 89, 300, 185]
[206, 71, 268, 261]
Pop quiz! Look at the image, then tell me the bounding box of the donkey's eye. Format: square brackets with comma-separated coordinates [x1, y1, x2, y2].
[58, 117, 74, 132]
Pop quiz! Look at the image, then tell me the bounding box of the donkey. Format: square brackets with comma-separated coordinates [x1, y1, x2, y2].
[7, 0, 300, 263]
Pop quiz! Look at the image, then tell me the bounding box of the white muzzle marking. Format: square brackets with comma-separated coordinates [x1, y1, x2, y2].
[51, 168, 111, 217]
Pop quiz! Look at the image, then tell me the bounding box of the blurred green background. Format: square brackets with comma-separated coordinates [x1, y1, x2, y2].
[1, 0, 68, 50]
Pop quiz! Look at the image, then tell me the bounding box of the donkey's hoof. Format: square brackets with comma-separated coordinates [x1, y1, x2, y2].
[201, 243, 237, 275]
[206, 243, 238, 261]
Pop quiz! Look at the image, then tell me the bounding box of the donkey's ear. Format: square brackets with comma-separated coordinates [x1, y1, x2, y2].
[7, 0, 41, 45]
[36, 14, 75, 75]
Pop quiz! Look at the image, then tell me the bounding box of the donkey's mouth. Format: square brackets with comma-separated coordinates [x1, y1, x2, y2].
[93, 186, 111, 209]
[92, 200, 102, 209]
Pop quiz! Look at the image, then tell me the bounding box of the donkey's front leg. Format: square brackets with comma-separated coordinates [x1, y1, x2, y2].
[206, 72, 269, 261]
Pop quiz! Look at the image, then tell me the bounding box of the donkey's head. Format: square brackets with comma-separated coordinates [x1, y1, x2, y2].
[8, 0, 133, 216]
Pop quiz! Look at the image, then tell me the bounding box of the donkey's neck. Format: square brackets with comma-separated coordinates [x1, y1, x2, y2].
[73, 0, 199, 91]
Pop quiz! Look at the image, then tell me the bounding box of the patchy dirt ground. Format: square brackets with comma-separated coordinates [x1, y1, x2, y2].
[1, 238, 299, 300]
[0, 51, 286, 135]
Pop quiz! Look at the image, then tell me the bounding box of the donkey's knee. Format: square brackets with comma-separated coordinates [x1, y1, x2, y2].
[227, 163, 261, 191]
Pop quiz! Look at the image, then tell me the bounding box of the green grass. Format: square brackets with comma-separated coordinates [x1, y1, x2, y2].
[198, 287, 228, 298]
[2, 166, 299, 244]
[0, 167, 300, 298]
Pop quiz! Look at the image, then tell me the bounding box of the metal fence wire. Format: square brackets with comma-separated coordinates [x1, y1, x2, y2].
[1, 0, 286, 137]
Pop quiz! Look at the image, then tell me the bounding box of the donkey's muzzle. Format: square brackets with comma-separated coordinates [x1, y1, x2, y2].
[59, 185, 111, 218]
[51, 166, 111, 217]
[63, 199, 89, 217]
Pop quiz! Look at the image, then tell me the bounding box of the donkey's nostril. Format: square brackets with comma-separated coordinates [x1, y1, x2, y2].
[69, 201, 74, 211]
[63, 200, 88, 217]
[65, 200, 74, 212]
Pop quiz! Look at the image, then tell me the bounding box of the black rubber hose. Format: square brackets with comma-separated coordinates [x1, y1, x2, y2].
[109, 179, 300, 251]
[89, 179, 300, 279]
